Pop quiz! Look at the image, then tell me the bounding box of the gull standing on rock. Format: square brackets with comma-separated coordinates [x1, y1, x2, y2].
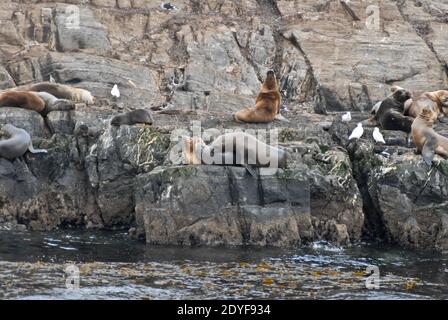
[373, 127, 386, 144]
[349, 123, 364, 140]
[111, 84, 120, 98]
[342, 112, 351, 122]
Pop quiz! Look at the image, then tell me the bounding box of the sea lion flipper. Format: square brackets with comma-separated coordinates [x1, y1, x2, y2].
[244, 165, 257, 177]
[422, 139, 436, 166]
[28, 143, 48, 154]
[49, 99, 76, 112]
[275, 114, 290, 123]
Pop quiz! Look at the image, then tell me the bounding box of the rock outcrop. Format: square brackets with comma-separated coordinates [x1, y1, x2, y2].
[0, 0, 447, 251]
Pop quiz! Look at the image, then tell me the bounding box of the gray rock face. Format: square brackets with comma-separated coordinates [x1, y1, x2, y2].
[368, 154, 448, 252]
[0, 66, 15, 90]
[278, 0, 447, 112]
[0, 108, 48, 138]
[55, 6, 111, 52]
[135, 165, 311, 247]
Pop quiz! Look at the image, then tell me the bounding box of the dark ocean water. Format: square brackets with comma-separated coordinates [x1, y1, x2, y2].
[0, 230, 447, 299]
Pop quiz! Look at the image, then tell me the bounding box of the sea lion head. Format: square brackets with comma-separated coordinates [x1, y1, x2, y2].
[110, 114, 124, 126]
[391, 86, 412, 103]
[263, 69, 278, 90]
[1, 124, 17, 135]
[438, 90, 448, 113]
[419, 106, 437, 123]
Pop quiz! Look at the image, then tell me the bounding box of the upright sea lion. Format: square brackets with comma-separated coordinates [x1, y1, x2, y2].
[28, 82, 95, 105]
[412, 106, 448, 165]
[368, 85, 414, 133]
[110, 109, 154, 126]
[0, 91, 46, 113]
[404, 90, 448, 120]
[233, 70, 281, 123]
[0, 124, 48, 160]
[183, 132, 287, 174]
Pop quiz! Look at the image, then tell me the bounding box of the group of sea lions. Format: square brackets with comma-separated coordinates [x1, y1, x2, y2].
[366, 85, 448, 165]
[0, 82, 95, 115]
[3, 73, 446, 169]
[183, 70, 288, 173]
[0, 82, 94, 160]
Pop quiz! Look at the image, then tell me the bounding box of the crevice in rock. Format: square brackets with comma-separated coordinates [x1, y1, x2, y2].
[255, 0, 284, 77]
[346, 142, 389, 242]
[283, 34, 322, 112]
[339, 0, 360, 21]
[231, 31, 263, 83]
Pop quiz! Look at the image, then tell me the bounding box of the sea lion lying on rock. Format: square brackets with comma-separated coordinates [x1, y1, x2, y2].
[32, 91, 75, 114]
[110, 109, 154, 126]
[412, 106, 448, 165]
[28, 82, 95, 105]
[233, 70, 281, 123]
[0, 91, 46, 113]
[0, 90, 75, 115]
[367, 85, 414, 133]
[404, 90, 448, 121]
[0, 124, 47, 160]
[183, 132, 287, 175]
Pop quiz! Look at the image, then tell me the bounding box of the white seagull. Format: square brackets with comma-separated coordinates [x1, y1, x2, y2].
[373, 127, 386, 144]
[111, 84, 120, 98]
[349, 123, 364, 140]
[341, 112, 351, 122]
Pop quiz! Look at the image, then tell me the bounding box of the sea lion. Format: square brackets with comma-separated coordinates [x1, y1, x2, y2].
[233, 70, 281, 123]
[0, 91, 46, 113]
[404, 90, 448, 121]
[110, 109, 154, 126]
[31, 91, 75, 115]
[28, 82, 95, 105]
[0, 124, 48, 160]
[183, 132, 287, 173]
[368, 85, 414, 132]
[412, 106, 448, 165]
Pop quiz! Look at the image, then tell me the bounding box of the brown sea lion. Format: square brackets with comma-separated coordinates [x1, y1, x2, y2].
[0, 91, 46, 113]
[404, 90, 448, 120]
[110, 109, 154, 126]
[367, 85, 414, 133]
[183, 132, 287, 175]
[233, 70, 281, 123]
[28, 82, 95, 105]
[412, 106, 448, 165]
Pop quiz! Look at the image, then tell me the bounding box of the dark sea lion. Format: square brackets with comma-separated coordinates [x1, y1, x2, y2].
[368, 85, 414, 133]
[110, 109, 154, 126]
[0, 124, 48, 160]
[233, 70, 281, 123]
[0, 91, 46, 113]
[412, 106, 448, 165]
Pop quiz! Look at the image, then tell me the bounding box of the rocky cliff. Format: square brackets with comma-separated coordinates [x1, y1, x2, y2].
[0, 0, 447, 252]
